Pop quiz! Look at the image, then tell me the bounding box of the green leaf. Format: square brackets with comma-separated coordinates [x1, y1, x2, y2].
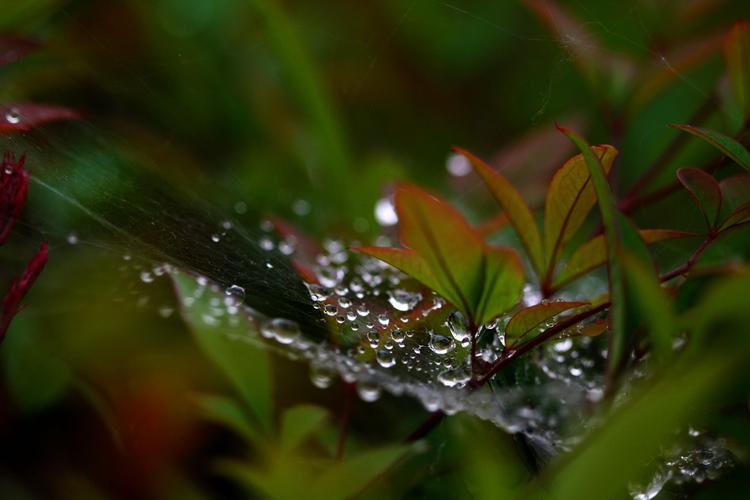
[310, 444, 411, 499]
[173, 272, 273, 432]
[719, 174, 750, 228]
[552, 229, 694, 289]
[559, 126, 653, 381]
[194, 394, 263, 446]
[474, 247, 525, 326]
[721, 202, 750, 229]
[456, 146, 545, 275]
[543, 145, 618, 275]
[621, 253, 675, 361]
[354, 184, 524, 325]
[505, 301, 589, 346]
[280, 404, 330, 451]
[677, 167, 723, 228]
[725, 21, 750, 119]
[670, 124, 750, 172]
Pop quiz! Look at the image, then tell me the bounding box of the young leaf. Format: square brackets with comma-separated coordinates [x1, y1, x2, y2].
[280, 404, 329, 450]
[0, 35, 39, 67]
[558, 126, 653, 381]
[721, 202, 750, 229]
[677, 167, 722, 228]
[354, 185, 524, 325]
[173, 272, 273, 432]
[725, 21, 750, 119]
[456, 147, 545, 275]
[0, 103, 81, 133]
[505, 301, 589, 346]
[552, 229, 694, 289]
[543, 145, 618, 273]
[670, 124, 750, 172]
[719, 173, 750, 228]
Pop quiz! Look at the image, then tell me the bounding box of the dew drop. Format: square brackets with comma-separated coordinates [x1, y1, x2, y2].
[429, 332, 455, 355]
[5, 108, 21, 125]
[356, 381, 381, 402]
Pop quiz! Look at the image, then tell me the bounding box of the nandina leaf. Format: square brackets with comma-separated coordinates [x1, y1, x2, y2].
[354, 184, 524, 325]
[552, 229, 694, 290]
[725, 21, 750, 118]
[474, 247, 525, 326]
[0, 36, 39, 66]
[559, 126, 653, 381]
[0, 102, 81, 133]
[505, 301, 589, 346]
[0, 153, 28, 245]
[351, 247, 450, 306]
[670, 124, 750, 172]
[621, 252, 676, 361]
[721, 202, 750, 229]
[456, 147, 544, 275]
[1, 242, 48, 342]
[543, 144, 618, 274]
[677, 167, 723, 228]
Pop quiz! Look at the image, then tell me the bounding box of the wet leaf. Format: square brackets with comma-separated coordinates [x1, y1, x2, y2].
[0, 102, 81, 133]
[677, 167, 723, 228]
[456, 146, 544, 275]
[543, 145, 618, 274]
[173, 272, 273, 432]
[552, 229, 694, 289]
[505, 301, 589, 346]
[355, 185, 524, 325]
[670, 124, 750, 172]
[725, 21, 750, 118]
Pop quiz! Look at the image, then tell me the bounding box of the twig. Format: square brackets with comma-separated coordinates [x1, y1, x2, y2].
[403, 235, 717, 442]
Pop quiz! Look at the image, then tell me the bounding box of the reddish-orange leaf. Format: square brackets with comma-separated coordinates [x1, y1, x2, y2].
[543, 145, 618, 271]
[456, 146, 545, 275]
[552, 229, 695, 290]
[0, 102, 81, 133]
[677, 167, 722, 228]
[505, 301, 589, 345]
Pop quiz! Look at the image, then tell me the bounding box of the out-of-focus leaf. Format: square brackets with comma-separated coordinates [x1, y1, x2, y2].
[559, 126, 652, 380]
[355, 185, 524, 325]
[0, 102, 81, 133]
[543, 145, 618, 273]
[280, 404, 329, 451]
[670, 124, 750, 172]
[456, 146, 544, 275]
[173, 272, 273, 432]
[725, 21, 750, 118]
[529, 341, 749, 499]
[0, 35, 39, 66]
[311, 444, 411, 499]
[721, 202, 750, 229]
[677, 167, 723, 228]
[505, 301, 588, 346]
[719, 174, 750, 228]
[621, 253, 675, 360]
[552, 229, 694, 289]
[194, 394, 262, 446]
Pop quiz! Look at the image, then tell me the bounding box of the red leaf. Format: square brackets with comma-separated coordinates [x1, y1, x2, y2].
[0, 242, 48, 342]
[0, 35, 40, 66]
[0, 152, 28, 245]
[0, 102, 81, 133]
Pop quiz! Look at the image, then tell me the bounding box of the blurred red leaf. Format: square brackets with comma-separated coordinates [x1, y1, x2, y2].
[0, 152, 28, 245]
[0, 35, 40, 66]
[0, 102, 81, 133]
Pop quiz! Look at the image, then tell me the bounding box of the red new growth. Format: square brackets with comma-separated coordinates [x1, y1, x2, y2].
[0, 152, 29, 245]
[0, 242, 48, 341]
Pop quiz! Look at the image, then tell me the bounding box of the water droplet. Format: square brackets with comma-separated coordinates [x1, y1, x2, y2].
[5, 108, 21, 125]
[356, 380, 381, 402]
[388, 289, 421, 312]
[261, 318, 300, 345]
[429, 332, 455, 355]
[356, 304, 369, 317]
[292, 199, 311, 216]
[438, 365, 472, 388]
[224, 284, 245, 304]
[553, 338, 573, 353]
[66, 233, 79, 245]
[376, 349, 396, 368]
[377, 313, 390, 327]
[447, 311, 470, 341]
[446, 152, 471, 176]
[323, 304, 338, 316]
[310, 364, 336, 389]
[211, 233, 221, 243]
[140, 271, 154, 283]
[158, 306, 174, 318]
[307, 284, 330, 302]
[374, 197, 398, 226]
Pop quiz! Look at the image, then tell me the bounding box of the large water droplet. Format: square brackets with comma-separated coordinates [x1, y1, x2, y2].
[387, 289, 421, 312]
[356, 380, 381, 402]
[261, 318, 300, 345]
[429, 332, 455, 355]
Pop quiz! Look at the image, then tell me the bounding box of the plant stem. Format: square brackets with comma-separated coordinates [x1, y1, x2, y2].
[469, 320, 478, 380]
[403, 235, 718, 442]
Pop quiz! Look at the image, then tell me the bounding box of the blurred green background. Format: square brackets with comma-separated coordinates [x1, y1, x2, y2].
[1, 0, 750, 498]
